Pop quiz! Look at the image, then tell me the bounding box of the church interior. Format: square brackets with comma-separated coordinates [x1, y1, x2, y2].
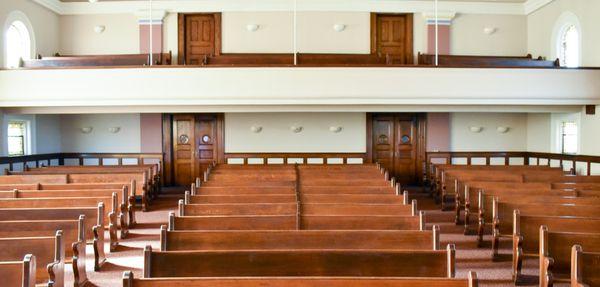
[0, 0, 600, 286]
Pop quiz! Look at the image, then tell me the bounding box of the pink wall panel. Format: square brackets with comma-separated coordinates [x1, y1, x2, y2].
[140, 113, 163, 153]
[427, 113, 450, 152]
[139, 24, 163, 54]
[427, 25, 450, 55]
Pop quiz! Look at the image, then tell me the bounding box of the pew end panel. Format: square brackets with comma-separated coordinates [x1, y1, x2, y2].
[0, 254, 36, 287]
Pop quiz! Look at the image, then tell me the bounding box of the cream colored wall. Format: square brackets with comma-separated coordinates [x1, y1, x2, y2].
[225, 113, 366, 153]
[527, 0, 600, 66]
[0, 0, 59, 66]
[60, 114, 141, 153]
[449, 113, 528, 151]
[452, 14, 527, 56]
[526, 113, 551, 152]
[163, 13, 178, 62]
[59, 14, 139, 55]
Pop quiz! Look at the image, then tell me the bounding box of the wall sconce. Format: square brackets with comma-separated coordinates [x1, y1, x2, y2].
[108, 127, 121, 134]
[246, 24, 260, 32]
[483, 27, 497, 35]
[88, 0, 98, 3]
[333, 24, 346, 32]
[80, 127, 93, 134]
[250, 126, 262, 133]
[469, 126, 483, 133]
[94, 25, 106, 34]
[496, 126, 510, 134]
[290, 126, 303, 133]
[329, 126, 343, 133]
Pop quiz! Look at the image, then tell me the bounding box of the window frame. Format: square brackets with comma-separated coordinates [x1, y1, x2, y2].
[3, 11, 36, 68]
[551, 11, 582, 68]
[7, 120, 30, 157]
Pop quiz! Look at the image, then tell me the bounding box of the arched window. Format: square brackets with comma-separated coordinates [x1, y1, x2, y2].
[3, 11, 35, 68]
[558, 25, 580, 68]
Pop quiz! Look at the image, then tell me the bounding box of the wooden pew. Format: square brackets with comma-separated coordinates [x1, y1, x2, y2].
[185, 193, 407, 204]
[160, 227, 441, 251]
[0, 254, 36, 287]
[20, 52, 172, 68]
[0, 195, 119, 253]
[417, 53, 559, 67]
[0, 216, 88, 286]
[142, 244, 456, 278]
[0, 231, 64, 286]
[169, 212, 425, 231]
[122, 271, 479, 287]
[491, 200, 600, 259]
[194, 186, 295, 195]
[539, 227, 600, 287]
[0, 205, 107, 270]
[475, 190, 598, 245]
[571, 245, 600, 287]
[510, 213, 600, 283]
[0, 187, 133, 230]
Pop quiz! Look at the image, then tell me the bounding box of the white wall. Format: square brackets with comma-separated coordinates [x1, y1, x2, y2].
[0, 0, 59, 67]
[528, 0, 600, 66]
[59, 14, 139, 55]
[225, 113, 366, 153]
[580, 105, 600, 156]
[449, 113, 528, 151]
[60, 114, 141, 153]
[526, 113, 551, 152]
[452, 14, 527, 56]
[36, 114, 61, 154]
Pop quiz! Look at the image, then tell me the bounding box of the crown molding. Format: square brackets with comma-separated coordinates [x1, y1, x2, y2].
[34, 0, 533, 16]
[524, 0, 555, 15]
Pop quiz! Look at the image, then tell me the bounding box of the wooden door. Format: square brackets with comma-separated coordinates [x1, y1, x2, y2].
[178, 13, 221, 65]
[372, 14, 413, 64]
[172, 115, 196, 186]
[195, 114, 221, 177]
[169, 114, 223, 186]
[371, 114, 425, 185]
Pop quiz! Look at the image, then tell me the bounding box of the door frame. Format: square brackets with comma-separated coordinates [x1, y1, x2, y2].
[177, 13, 222, 65]
[162, 113, 225, 186]
[370, 13, 414, 63]
[367, 113, 427, 185]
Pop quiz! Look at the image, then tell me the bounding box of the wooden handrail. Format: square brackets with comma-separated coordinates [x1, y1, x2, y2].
[425, 151, 600, 181]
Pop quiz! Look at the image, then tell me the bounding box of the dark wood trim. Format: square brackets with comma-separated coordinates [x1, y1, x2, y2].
[223, 153, 367, 165]
[586, 105, 596, 115]
[177, 14, 185, 65]
[370, 13, 377, 55]
[405, 13, 414, 65]
[366, 113, 374, 163]
[214, 13, 222, 57]
[161, 114, 174, 186]
[216, 113, 225, 164]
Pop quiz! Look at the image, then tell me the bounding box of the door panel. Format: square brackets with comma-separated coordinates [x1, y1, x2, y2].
[183, 14, 218, 65]
[171, 114, 221, 186]
[173, 115, 196, 186]
[373, 14, 413, 64]
[371, 114, 425, 185]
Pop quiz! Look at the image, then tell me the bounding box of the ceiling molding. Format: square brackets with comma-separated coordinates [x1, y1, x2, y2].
[524, 0, 555, 15]
[34, 0, 531, 16]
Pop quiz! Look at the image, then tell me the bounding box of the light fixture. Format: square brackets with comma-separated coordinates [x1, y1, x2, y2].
[483, 27, 497, 35]
[469, 126, 483, 133]
[246, 24, 259, 32]
[89, 0, 98, 3]
[290, 126, 303, 133]
[108, 127, 121, 134]
[250, 126, 262, 133]
[329, 126, 343, 133]
[80, 127, 93, 134]
[496, 126, 510, 134]
[94, 25, 106, 34]
[333, 24, 346, 32]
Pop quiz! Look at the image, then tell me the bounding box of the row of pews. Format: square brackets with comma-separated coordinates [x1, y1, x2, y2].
[14, 51, 561, 68]
[0, 163, 159, 287]
[123, 163, 479, 286]
[431, 164, 600, 286]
